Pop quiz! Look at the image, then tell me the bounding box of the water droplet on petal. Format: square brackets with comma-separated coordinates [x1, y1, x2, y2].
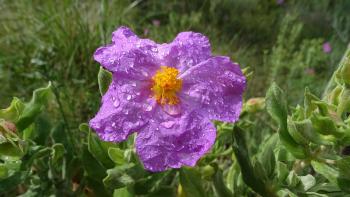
[126, 95, 132, 100]
[141, 70, 149, 77]
[160, 121, 175, 129]
[151, 47, 158, 52]
[113, 98, 120, 107]
[143, 103, 153, 112]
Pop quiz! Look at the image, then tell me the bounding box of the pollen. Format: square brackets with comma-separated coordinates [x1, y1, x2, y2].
[151, 66, 182, 105]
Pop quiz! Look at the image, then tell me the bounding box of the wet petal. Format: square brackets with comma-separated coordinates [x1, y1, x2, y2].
[135, 111, 216, 172]
[89, 80, 156, 142]
[159, 32, 211, 72]
[94, 26, 160, 78]
[180, 56, 246, 122]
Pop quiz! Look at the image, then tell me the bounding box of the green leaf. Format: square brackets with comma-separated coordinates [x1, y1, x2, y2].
[16, 83, 52, 131]
[287, 118, 309, 145]
[336, 157, 350, 192]
[266, 83, 306, 159]
[179, 167, 206, 197]
[50, 122, 65, 144]
[308, 183, 340, 193]
[304, 88, 320, 117]
[148, 186, 176, 197]
[340, 56, 350, 85]
[226, 161, 239, 193]
[22, 124, 34, 140]
[113, 187, 133, 197]
[51, 143, 65, 165]
[0, 171, 27, 193]
[337, 157, 350, 179]
[0, 164, 8, 178]
[86, 177, 111, 197]
[276, 162, 289, 182]
[286, 171, 300, 187]
[300, 174, 316, 191]
[32, 115, 52, 145]
[266, 83, 288, 126]
[98, 66, 112, 96]
[257, 133, 278, 178]
[88, 130, 115, 168]
[78, 123, 90, 133]
[21, 146, 51, 169]
[328, 86, 342, 106]
[213, 169, 233, 197]
[277, 189, 298, 197]
[232, 126, 275, 197]
[337, 88, 350, 116]
[82, 147, 107, 182]
[311, 161, 338, 184]
[310, 113, 342, 137]
[274, 145, 296, 162]
[103, 163, 146, 191]
[0, 97, 25, 122]
[0, 142, 24, 157]
[108, 147, 125, 165]
[288, 119, 335, 146]
[133, 172, 172, 195]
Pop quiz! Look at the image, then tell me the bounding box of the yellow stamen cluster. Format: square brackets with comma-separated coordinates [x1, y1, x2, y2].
[151, 66, 182, 105]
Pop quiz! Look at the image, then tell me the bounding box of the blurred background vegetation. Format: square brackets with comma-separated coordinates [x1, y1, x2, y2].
[1, 0, 349, 127]
[1, 0, 350, 196]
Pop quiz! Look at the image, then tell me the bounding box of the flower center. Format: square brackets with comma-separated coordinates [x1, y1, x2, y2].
[151, 66, 182, 105]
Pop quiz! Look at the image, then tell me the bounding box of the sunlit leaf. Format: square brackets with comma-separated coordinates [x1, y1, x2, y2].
[179, 167, 206, 197]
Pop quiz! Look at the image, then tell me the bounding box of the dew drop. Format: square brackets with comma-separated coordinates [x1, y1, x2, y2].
[143, 103, 153, 112]
[160, 121, 175, 129]
[113, 98, 120, 107]
[124, 110, 129, 115]
[141, 70, 149, 77]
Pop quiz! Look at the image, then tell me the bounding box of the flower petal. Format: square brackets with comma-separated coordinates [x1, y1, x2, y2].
[135, 111, 216, 172]
[159, 32, 211, 72]
[89, 79, 156, 142]
[180, 56, 246, 122]
[94, 26, 160, 78]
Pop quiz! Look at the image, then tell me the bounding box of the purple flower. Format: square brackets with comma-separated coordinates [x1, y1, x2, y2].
[323, 42, 332, 53]
[89, 26, 246, 172]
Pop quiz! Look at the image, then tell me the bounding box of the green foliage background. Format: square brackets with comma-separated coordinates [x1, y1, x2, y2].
[1, 0, 350, 196]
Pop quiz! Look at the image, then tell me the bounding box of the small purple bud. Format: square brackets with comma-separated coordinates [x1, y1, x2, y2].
[152, 20, 160, 27]
[323, 42, 332, 53]
[276, 0, 284, 5]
